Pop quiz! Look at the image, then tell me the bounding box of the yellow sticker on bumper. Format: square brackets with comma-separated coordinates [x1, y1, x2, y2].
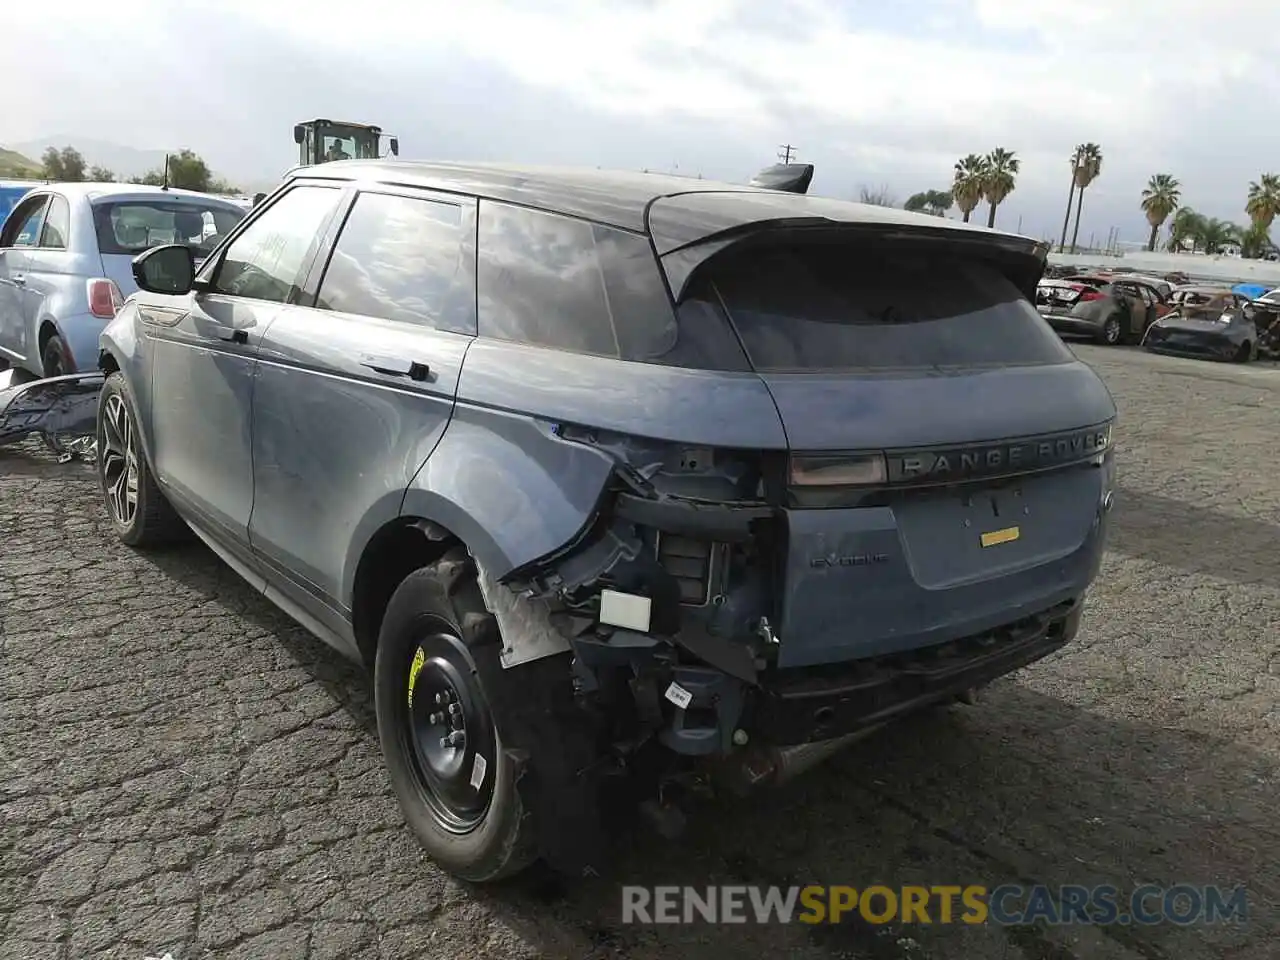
[980, 526, 1021, 547]
[407, 647, 426, 708]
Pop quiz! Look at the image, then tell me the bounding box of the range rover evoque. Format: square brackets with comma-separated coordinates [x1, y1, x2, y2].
[95, 160, 1117, 882]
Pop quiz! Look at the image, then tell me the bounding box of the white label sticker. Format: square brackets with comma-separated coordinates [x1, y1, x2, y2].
[664, 682, 693, 710]
[469, 753, 488, 790]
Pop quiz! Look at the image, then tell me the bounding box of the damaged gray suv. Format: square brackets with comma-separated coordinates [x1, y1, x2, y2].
[96, 160, 1117, 882]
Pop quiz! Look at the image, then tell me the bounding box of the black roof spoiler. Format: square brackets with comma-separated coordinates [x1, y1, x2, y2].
[748, 163, 814, 195]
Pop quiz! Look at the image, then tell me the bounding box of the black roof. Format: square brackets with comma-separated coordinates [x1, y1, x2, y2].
[289, 160, 1041, 257]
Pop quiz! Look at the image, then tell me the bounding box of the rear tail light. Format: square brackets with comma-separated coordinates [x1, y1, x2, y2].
[789, 453, 887, 487]
[1078, 291, 1104, 302]
[87, 278, 125, 320]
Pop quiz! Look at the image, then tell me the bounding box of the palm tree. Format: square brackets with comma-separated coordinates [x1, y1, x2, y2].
[1140, 174, 1181, 251]
[1239, 222, 1277, 260]
[951, 154, 986, 222]
[1068, 143, 1102, 253]
[981, 148, 1019, 228]
[1059, 148, 1081, 251]
[1198, 218, 1239, 255]
[1245, 173, 1280, 232]
[1166, 207, 1204, 252]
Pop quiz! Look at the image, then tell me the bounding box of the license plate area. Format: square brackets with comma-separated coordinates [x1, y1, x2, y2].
[893, 471, 1098, 590]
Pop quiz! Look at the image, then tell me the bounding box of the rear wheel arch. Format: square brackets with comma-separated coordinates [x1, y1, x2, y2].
[38, 320, 69, 374]
[38, 319, 60, 355]
[351, 517, 463, 669]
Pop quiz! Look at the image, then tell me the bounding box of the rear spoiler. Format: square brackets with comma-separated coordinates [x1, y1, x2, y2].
[660, 221, 1050, 304]
[748, 163, 814, 195]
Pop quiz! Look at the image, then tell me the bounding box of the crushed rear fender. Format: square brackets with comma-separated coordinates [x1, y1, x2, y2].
[400, 402, 618, 580]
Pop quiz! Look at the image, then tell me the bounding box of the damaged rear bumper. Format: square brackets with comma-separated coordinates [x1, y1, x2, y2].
[745, 597, 1083, 746]
[0, 372, 104, 457]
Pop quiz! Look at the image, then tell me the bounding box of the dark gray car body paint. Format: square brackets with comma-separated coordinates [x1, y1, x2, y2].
[99, 161, 1113, 674]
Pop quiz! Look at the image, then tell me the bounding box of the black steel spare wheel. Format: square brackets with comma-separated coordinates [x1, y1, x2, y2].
[403, 627, 496, 832]
[374, 549, 538, 883]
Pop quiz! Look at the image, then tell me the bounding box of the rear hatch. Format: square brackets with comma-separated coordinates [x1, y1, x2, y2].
[91, 195, 246, 295]
[674, 227, 1116, 667]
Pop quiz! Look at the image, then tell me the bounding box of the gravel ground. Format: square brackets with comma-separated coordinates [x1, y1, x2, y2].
[2, 344, 1277, 960]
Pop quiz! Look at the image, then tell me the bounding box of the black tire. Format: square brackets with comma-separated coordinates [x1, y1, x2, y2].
[374, 549, 538, 883]
[1098, 315, 1123, 345]
[43, 334, 71, 377]
[1233, 341, 1252, 364]
[96, 372, 187, 547]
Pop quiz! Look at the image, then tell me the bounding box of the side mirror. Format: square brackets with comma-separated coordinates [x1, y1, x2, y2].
[293, 124, 306, 145]
[389, 138, 400, 157]
[132, 244, 195, 295]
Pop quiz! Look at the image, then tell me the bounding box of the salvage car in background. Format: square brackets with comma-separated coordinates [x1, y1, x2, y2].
[97, 160, 1116, 882]
[0, 183, 245, 378]
[1243, 287, 1280, 341]
[1144, 286, 1258, 362]
[1035, 273, 1168, 344]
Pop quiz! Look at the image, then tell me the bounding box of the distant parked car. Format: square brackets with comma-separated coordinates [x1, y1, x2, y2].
[1143, 287, 1258, 362]
[1035, 273, 1168, 344]
[1165, 285, 1250, 321]
[1243, 286, 1280, 329]
[0, 183, 245, 378]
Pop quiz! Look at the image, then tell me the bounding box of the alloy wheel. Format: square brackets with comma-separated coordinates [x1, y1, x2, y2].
[100, 393, 139, 526]
[1103, 317, 1121, 344]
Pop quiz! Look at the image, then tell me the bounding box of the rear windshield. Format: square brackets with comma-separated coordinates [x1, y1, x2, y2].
[708, 243, 1073, 372]
[92, 200, 245, 258]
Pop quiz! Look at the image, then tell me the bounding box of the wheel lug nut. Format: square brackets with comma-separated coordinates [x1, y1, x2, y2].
[429, 712, 443, 724]
[435, 692, 446, 705]
[448, 703, 462, 716]
[439, 731, 465, 749]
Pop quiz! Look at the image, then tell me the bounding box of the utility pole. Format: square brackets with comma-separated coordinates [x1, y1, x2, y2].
[778, 144, 797, 164]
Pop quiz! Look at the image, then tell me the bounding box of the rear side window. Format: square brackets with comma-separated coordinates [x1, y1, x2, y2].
[709, 243, 1073, 372]
[476, 202, 747, 370]
[39, 196, 70, 249]
[315, 191, 472, 334]
[93, 200, 245, 257]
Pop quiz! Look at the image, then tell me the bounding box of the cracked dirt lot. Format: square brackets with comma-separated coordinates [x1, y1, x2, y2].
[2, 344, 1278, 960]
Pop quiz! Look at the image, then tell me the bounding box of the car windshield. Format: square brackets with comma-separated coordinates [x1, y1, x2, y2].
[92, 199, 245, 258]
[1258, 290, 1280, 304]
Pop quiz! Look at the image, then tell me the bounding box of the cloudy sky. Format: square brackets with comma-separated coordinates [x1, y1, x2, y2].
[8, 0, 1279, 244]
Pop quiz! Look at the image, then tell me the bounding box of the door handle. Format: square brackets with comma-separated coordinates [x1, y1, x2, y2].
[219, 329, 248, 344]
[360, 356, 431, 381]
